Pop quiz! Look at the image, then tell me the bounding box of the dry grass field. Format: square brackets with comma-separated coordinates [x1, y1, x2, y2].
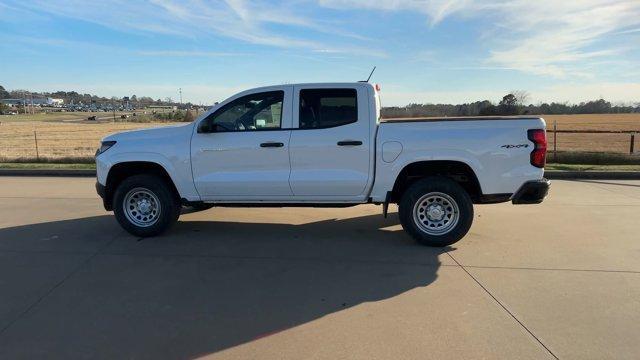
[0, 113, 638, 162]
[0, 119, 181, 161]
[544, 114, 639, 154]
[542, 114, 640, 131]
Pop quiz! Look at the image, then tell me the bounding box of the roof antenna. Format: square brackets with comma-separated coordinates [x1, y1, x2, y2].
[360, 66, 376, 83]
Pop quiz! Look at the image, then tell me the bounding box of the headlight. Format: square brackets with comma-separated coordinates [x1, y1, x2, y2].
[96, 141, 117, 156]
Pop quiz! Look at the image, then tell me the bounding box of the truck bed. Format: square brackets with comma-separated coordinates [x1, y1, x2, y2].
[370, 116, 546, 200]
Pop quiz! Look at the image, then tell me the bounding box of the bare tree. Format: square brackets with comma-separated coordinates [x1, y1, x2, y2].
[511, 90, 530, 106]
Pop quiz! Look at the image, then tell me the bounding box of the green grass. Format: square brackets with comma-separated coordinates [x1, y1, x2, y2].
[0, 156, 95, 164]
[0, 162, 96, 170]
[545, 163, 640, 172]
[550, 151, 640, 165]
[0, 110, 137, 123]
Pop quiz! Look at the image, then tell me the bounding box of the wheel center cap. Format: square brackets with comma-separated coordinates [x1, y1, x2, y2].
[427, 205, 444, 221]
[138, 200, 152, 215]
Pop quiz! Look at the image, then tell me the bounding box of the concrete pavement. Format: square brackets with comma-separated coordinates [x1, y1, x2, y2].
[0, 177, 638, 359]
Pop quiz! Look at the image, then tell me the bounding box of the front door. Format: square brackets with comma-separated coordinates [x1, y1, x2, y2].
[191, 87, 293, 199]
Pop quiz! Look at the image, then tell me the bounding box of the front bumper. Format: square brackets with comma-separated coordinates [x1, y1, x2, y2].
[511, 179, 550, 204]
[95, 181, 106, 199]
[96, 181, 113, 211]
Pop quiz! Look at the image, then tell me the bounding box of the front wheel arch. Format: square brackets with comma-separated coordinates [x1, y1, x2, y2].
[104, 161, 180, 210]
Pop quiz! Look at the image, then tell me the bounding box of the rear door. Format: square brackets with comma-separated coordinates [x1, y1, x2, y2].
[289, 85, 372, 197]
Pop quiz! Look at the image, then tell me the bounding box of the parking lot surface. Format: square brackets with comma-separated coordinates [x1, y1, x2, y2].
[0, 177, 639, 359]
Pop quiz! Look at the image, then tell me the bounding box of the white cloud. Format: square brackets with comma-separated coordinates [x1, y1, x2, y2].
[0, 34, 249, 58]
[319, 0, 640, 77]
[8, 0, 637, 76]
[318, 0, 472, 26]
[485, 1, 640, 77]
[6, 0, 383, 57]
[134, 50, 244, 57]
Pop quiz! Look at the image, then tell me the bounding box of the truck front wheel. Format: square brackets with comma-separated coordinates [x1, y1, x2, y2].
[113, 174, 180, 237]
[399, 177, 473, 247]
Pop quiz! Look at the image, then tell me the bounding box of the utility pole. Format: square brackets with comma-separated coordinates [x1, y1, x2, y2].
[178, 88, 183, 106]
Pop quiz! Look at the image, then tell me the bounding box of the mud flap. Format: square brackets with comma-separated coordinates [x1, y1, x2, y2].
[382, 191, 391, 218]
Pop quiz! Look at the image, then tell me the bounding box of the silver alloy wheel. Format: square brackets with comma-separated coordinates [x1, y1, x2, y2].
[123, 187, 161, 227]
[412, 192, 459, 235]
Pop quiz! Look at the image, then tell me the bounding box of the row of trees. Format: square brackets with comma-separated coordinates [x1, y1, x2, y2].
[0, 85, 9, 99]
[0, 85, 185, 107]
[382, 92, 640, 118]
[3, 85, 638, 116]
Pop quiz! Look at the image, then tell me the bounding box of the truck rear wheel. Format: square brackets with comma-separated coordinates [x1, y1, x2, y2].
[399, 176, 473, 247]
[113, 174, 180, 237]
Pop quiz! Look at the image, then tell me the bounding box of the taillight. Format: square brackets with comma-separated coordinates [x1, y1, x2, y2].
[527, 129, 547, 168]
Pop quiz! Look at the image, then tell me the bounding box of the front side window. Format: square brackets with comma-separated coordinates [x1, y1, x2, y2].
[204, 91, 283, 132]
[299, 89, 357, 129]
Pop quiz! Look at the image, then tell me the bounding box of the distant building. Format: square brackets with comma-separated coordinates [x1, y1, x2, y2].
[1, 97, 64, 106]
[0, 99, 24, 106]
[28, 98, 49, 106]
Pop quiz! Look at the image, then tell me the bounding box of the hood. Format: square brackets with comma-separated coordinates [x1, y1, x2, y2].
[102, 123, 194, 142]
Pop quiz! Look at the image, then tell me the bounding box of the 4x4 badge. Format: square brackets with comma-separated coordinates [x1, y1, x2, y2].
[501, 144, 529, 149]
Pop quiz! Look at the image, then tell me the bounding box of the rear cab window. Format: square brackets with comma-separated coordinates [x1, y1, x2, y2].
[299, 89, 357, 129]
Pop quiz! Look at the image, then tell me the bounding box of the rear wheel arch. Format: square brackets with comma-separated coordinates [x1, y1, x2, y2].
[390, 160, 482, 203]
[104, 161, 180, 210]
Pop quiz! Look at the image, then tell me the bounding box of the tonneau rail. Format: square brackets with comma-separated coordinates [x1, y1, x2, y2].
[381, 116, 542, 123]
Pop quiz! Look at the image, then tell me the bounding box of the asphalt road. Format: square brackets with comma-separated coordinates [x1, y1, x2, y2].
[0, 177, 639, 359]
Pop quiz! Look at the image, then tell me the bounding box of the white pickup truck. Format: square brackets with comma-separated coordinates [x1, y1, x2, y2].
[96, 82, 549, 246]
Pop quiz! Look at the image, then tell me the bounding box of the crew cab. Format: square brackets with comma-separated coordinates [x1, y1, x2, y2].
[95, 83, 549, 246]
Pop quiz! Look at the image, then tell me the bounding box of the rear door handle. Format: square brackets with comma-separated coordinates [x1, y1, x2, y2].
[337, 140, 363, 146]
[260, 142, 284, 148]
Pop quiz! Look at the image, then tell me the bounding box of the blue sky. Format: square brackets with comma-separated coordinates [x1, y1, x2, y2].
[1, 0, 639, 106]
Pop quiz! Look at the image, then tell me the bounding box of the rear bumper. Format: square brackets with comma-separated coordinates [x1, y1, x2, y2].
[511, 179, 550, 204]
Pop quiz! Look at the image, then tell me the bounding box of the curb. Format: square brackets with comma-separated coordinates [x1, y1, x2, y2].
[0, 169, 639, 180]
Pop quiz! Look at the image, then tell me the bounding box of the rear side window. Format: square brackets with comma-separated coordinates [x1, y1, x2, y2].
[299, 89, 357, 129]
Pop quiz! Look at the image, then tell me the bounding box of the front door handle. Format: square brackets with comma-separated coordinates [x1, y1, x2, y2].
[260, 142, 284, 148]
[337, 140, 363, 146]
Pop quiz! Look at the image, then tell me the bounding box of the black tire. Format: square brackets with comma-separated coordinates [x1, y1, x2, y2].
[398, 176, 473, 247]
[113, 174, 180, 237]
